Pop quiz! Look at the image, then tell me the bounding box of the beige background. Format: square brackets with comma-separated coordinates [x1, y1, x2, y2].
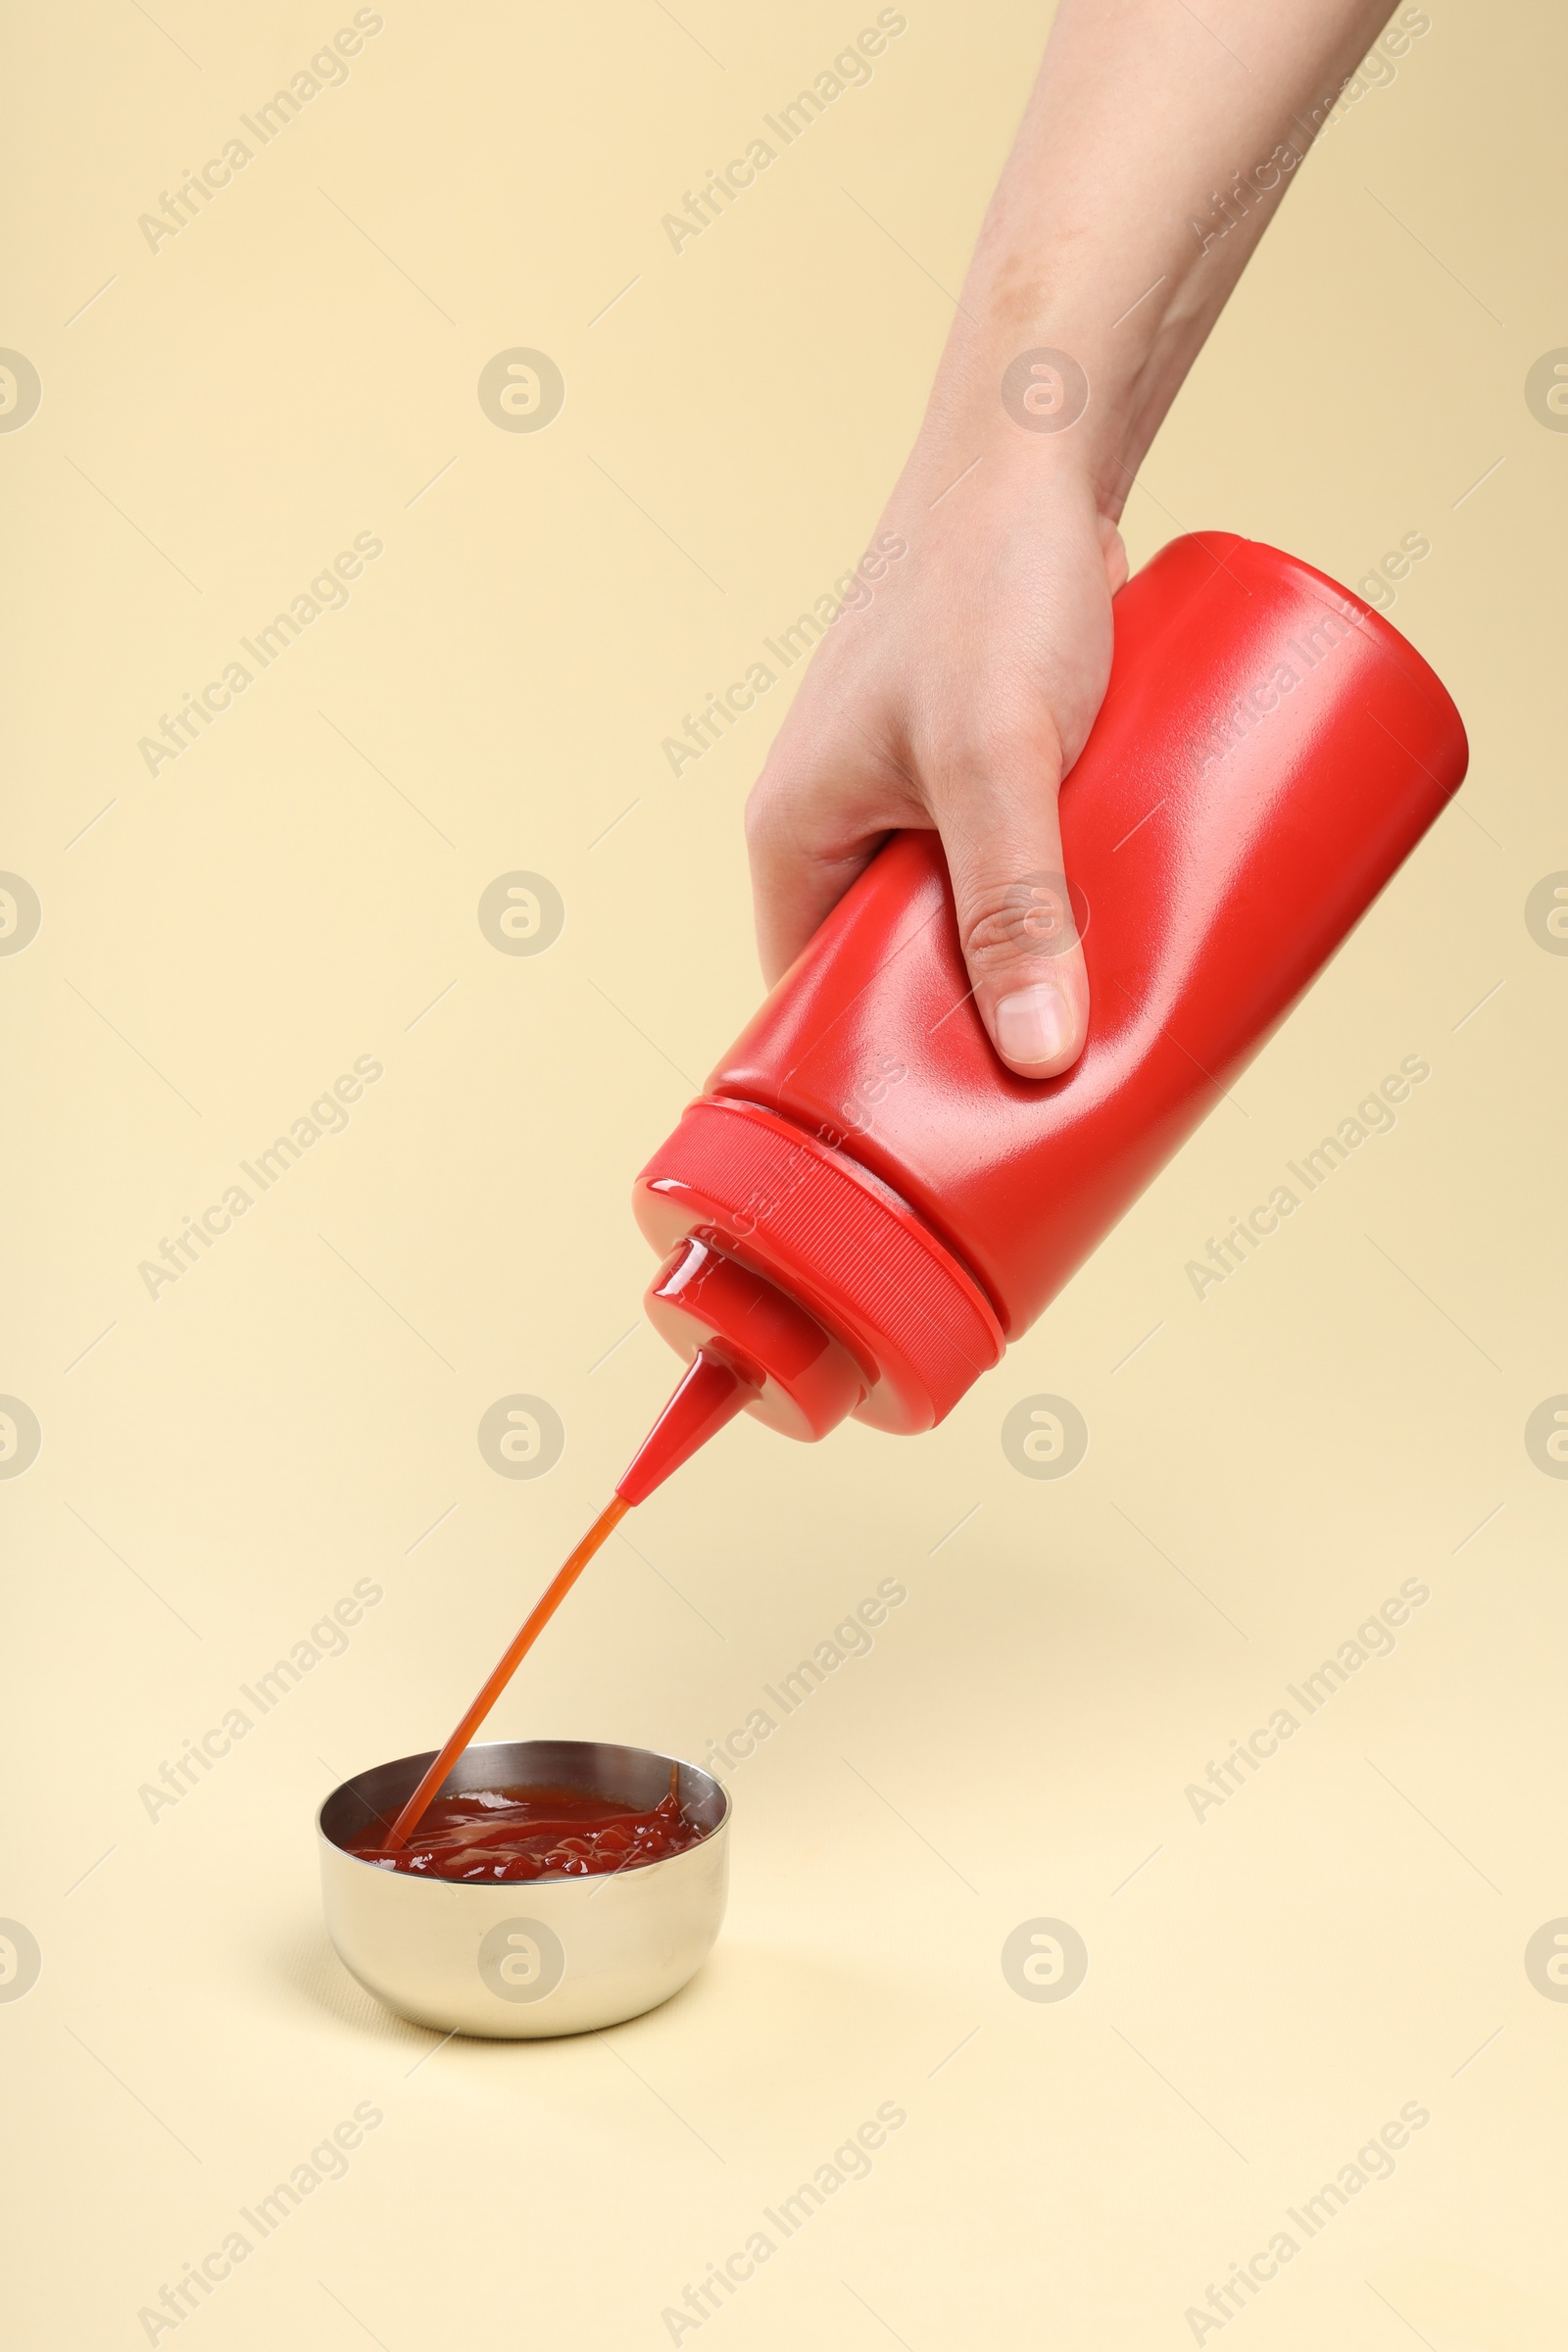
[3, 1, 1566, 2344]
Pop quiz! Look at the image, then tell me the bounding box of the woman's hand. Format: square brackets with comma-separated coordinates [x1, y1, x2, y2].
[746, 440, 1127, 1079]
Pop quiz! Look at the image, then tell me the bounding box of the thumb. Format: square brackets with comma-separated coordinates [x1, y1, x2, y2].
[936, 766, 1089, 1080]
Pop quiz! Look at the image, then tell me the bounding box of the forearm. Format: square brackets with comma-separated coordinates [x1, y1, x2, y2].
[918, 0, 1400, 512]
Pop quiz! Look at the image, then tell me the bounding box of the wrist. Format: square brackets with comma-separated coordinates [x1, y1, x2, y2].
[905, 350, 1135, 530]
[918, 272, 1198, 524]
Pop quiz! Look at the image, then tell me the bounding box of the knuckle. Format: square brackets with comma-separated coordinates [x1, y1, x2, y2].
[934, 705, 1064, 790]
[959, 871, 1080, 968]
[743, 763, 796, 854]
[742, 784, 771, 854]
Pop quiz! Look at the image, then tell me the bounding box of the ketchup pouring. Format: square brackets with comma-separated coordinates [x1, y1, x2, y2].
[379, 533, 1467, 1864]
[379, 1347, 761, 1854]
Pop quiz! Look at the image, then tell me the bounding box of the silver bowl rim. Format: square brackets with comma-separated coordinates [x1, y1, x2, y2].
[316, 1736, 732, 1886]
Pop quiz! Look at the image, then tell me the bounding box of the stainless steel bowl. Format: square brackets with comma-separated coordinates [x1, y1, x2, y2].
[318, 1739, 730, 2038]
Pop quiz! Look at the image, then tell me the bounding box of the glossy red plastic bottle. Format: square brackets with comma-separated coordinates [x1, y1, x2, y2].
[614, 532, 1467, 1499]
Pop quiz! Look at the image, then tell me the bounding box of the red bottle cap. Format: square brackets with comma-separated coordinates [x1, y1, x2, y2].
[633, 1100, 1004, 1436]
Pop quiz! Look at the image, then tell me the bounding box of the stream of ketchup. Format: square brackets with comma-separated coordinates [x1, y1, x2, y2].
[373, 1346, 760, 1866]
[379, 1494, 630, 1855]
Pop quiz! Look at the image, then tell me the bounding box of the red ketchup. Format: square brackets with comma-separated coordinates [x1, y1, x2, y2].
[358, 1783, 701, 1882]
[382, 530, 1467, 1857]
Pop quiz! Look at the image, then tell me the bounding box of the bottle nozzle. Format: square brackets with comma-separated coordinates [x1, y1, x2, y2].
[614, 1345, 762, 1508]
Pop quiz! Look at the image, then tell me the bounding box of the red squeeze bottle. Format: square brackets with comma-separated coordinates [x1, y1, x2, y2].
[383, 531, 1469, 1852]
[614, 532, 1468, 1496]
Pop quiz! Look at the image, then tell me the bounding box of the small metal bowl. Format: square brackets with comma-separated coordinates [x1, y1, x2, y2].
[318, 1739, 730, 2039]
